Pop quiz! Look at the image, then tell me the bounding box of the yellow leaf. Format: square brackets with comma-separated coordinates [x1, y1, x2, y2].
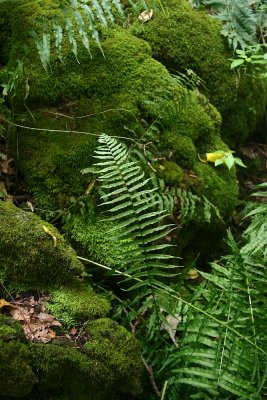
[0, 298, 15, 310]
[206, 152, 226, 163]
[42, 226, 57, 247]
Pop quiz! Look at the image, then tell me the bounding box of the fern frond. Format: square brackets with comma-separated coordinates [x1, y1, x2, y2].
[27, 0, 151, 68]
[173, 214, 267, 399]
[94, 133, 177, 290]
[192, 0, 261, 50]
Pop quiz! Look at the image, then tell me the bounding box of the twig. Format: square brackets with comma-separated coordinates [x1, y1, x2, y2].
[141, 355, 161, 398]
[124, 309, 161, 398]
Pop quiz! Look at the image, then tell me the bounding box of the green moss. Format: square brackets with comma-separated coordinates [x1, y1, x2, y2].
[159, 161, 184, 185]
[4, 1, 227, 214]
[29, 319, 142, 399]
[194, 161, 238, 220]
[70, 216, 137, 268]
[0, 201, 84, 291]
[165, 133, 197, 169]
[84, 318, 142, 394]
[130, 0, 267, 146]
[46, 284, 110, 328]
[0, 315, 37, 398]
[0, 314, 24, 341]
[30, 343, 112, 400]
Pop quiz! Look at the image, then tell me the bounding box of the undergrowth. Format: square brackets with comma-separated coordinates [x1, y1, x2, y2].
[82, 135, 267, 399]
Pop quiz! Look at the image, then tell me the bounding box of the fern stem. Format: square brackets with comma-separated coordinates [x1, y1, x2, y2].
[0, 117, 136, 142]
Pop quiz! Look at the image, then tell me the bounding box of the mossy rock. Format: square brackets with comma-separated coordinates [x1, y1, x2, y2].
[158, 161, 184, 186]
[45, 284, 110, 328]
[28, 318, 141, 400]
[0, 316, 37, 398]
[165, 133, 197, 169]
[0, 201, 84, 292]
[130, 0, 267, 146]
[8, 20, 225, 214]
[0, 313, 141, 399]
[84, 318, 142, 395]
[2, 0, 239, 261]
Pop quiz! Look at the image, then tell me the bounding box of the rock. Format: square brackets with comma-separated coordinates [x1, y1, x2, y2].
[130, 0, 267, 146]
[0, 201, 84, 292]
[0, 315, 37, 398]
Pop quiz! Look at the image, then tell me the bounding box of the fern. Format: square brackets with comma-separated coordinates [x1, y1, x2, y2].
[4, 0, 153, 70]
[169, 185, 267, 399]
[191, 0, 266, 51]
[91, 133, 179, 287]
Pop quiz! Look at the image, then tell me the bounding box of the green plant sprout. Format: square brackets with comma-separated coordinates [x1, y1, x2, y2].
[230, 44, 267, 79]
[199, 150, 246, 170]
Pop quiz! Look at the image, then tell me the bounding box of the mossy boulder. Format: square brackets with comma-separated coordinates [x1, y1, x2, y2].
[2, 0, 238, 262]
[0, 313, 141, 399]
[0, 201, 84, 292]
[28, 318, 141, 399]
[0, 315, 37, 398]
[84, 318, 142, 395]
[130, 0, 267, 146]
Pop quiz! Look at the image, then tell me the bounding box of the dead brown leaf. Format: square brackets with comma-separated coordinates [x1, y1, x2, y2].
[6, 294, 61, 343]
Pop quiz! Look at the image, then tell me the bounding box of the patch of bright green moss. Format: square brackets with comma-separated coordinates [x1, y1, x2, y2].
[165, 133, 197, 169]
[46, 284, 110, 328]
[0, 201, 84, 291]
[158, 161, 184, 186]
[70, 216, 137, 269]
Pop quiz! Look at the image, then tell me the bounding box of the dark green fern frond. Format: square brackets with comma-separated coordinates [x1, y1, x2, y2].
[242, 182, 267, 257]
[192, 0, 259, 50]
[172, 199, 267, 399]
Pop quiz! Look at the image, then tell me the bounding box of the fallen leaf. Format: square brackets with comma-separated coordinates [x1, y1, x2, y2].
[70, 327, 78, 335]
[10, 307, 30, 321]
[187, 268, 199, 280]
[42, 225, 57, 247]
[138, 9, 153, 23]
[161, 314, 181, 348]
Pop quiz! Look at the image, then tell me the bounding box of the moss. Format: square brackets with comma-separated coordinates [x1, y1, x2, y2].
[29, 319, 142, 399]
[0, 315, 37, 397]
[30, 343, 112, 400]
[0, 201, 84, 292]
[158, 161, 184, 186]
[84, 318, 142, 394]
[4, 0, 228, 215]
[194, 162, 239, 220]
[12, 111, 98, 212]
[45, 284, 110, 328]
[0, 314, 24, 342]
[165, 133, 197, 169]
[70, 216, 137, 268]
[130, 0, 267, 146]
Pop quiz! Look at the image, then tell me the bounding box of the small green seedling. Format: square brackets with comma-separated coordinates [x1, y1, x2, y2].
[199, 150, 246, 170]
